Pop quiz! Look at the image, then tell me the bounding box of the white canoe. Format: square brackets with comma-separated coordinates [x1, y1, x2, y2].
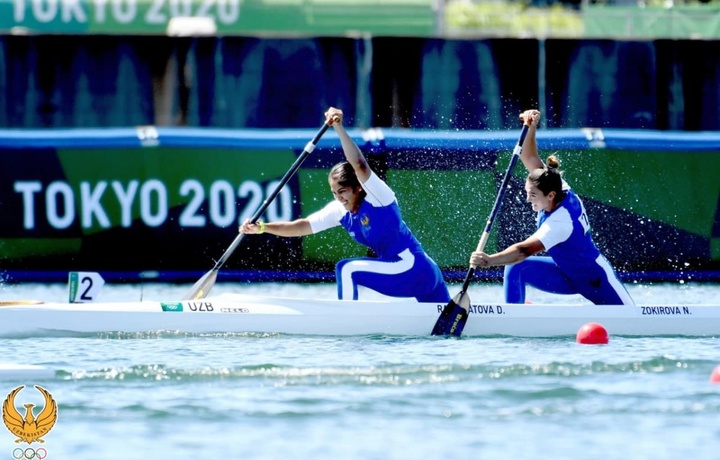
[0, 293, 719, 337]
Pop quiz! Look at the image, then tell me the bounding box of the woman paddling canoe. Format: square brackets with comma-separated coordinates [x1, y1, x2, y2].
[470, 109, 634, 306]
[240, 107, 450, 303]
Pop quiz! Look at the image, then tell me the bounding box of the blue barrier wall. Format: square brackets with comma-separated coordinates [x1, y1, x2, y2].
[1, 36, 719, 131]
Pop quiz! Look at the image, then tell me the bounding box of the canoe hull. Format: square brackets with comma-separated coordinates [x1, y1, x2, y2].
[0, 294, 717, 337]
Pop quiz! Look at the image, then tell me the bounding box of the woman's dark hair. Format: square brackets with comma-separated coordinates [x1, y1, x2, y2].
[527, 155, 565, 204]
[329, 162, 366, 198]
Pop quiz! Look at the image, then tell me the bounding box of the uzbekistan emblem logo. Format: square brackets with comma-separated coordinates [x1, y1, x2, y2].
[360, 215, 370, 226]
[2, 385, 58, 444]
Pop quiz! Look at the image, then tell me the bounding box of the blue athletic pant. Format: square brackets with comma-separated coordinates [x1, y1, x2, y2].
[335, 249, 450, 303]
[503, 256, 634, 305]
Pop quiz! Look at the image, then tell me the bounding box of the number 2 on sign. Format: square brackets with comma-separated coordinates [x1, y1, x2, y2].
[68, 271, 105, 303]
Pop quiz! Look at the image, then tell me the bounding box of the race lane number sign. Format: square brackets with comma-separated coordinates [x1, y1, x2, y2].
[68, 271, 105, 303]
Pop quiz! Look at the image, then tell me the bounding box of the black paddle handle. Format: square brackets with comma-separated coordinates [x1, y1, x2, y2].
[460, 123, 531, 292]
[212, 120, 334, 269]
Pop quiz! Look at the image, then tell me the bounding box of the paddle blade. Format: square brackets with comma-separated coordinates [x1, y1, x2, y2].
[182, 269, 219, 300]
[431, 290, 470, 337]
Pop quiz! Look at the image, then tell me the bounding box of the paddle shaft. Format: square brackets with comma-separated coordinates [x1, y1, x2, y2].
[183, 119, 335, 300]
[430, 122, 532, 336]
[459, 123, 531, 294]
[210, 121, 333, 270]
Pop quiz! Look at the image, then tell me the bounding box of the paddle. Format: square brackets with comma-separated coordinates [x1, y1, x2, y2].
[0, 300, 44, 306]
[182, 118, 337, 300]
[431, 122, 531, 337]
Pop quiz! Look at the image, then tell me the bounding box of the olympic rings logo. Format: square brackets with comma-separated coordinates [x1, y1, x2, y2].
[12, 448, 47, 459]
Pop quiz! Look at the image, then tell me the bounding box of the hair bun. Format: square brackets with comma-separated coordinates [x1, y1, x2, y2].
[546, 155, 560, 169]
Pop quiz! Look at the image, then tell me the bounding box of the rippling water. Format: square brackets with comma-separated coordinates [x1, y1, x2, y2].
[0, 281, 719, 459]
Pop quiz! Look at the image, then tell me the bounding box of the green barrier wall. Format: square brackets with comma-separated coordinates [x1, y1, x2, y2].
[0, 0, 436, 36]
[583, 5, 720, 39]
[0, 127, 718, 278]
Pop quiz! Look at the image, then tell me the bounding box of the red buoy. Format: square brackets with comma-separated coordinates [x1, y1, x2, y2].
[576, 322, 609, 344]
[710, 365, 720, 384]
